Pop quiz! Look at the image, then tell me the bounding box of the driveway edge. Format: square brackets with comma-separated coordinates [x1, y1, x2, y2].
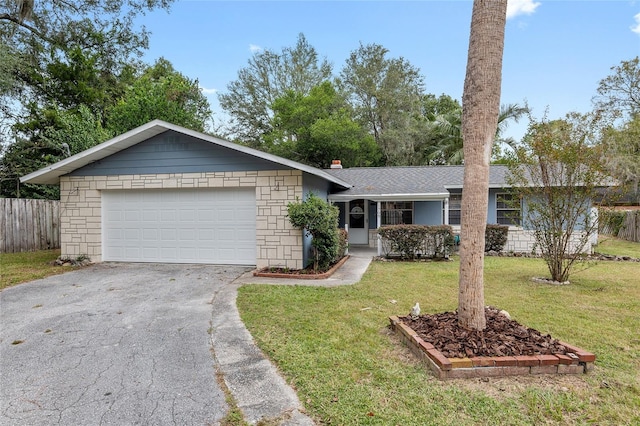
[210, 280, 314, 426]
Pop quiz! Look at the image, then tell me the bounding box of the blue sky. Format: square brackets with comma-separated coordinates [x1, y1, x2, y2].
[137, 0, 640, 141]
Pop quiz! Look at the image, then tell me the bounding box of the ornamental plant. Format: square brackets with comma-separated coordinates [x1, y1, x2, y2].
[287, 193, 340, 271]
[485, 224, 509, 252]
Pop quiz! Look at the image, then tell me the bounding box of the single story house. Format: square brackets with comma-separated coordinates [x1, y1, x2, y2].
[21, 120, 593, 268]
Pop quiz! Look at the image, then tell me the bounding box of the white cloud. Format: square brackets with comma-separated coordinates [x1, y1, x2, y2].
[199, 85, 218, 95]
[507, 0, 541, 19]
[631, 12, 640, 34]
[249, 44, 263, 53]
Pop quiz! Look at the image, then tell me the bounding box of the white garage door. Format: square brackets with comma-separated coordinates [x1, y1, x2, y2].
[102, 188, 256, 264]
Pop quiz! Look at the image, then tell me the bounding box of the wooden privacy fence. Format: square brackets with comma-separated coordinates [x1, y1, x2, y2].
[617, 210, 640, 243]
[0, 198, 60, 253]
[599, 209, 640, 243]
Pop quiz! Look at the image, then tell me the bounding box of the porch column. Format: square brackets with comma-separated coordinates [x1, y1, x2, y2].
[377, 201, 382, 256]
[443, 197, 449, 225]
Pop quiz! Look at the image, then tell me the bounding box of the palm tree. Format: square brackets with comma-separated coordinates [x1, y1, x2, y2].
[458, 0, 508, 331]
[492, 103, 530, 159]
[425, 103, 527, 165]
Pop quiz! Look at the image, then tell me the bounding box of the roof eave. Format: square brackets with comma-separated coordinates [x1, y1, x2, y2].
[328, 192, 450, 202]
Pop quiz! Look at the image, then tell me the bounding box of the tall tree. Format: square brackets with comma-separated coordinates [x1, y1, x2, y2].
[602, 115, 640, 202]
[339, 43, 425, 166]
[0, 105, 112, 198]
[0, 0, 173, 126]
[458, 0, 508, 331]
[424, 103, 527, 165]
[593, 57, 640, 120]
[107, 58, 211, 134]
[267, 81, 380, 168]
[218, 33, 332, 148]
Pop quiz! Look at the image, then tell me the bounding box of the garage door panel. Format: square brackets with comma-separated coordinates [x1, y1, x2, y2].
[198, 209, 214, 220]
[160, 247, 178, 259]
[179, 209, 196, 221]
[161, 210, 177, 221]
[142, 210, 158, 221]
[103, 188, 256, 264]
[198, 229, 215, 240]
[160, 229, 177, 241]
[142, 229, 158, 240]
[235, 208, 255, 222]
[179, 229, 197, 241]
[236, 229, 256, 241]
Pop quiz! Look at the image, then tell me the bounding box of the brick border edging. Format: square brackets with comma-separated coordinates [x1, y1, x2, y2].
[389, 316, 595, 379]
[252, 255, 350, 280]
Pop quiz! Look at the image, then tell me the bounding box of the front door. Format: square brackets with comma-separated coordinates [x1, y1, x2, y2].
[348, 199, 368, 245]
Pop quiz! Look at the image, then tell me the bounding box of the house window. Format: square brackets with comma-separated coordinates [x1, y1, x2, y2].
[448, 193, 462, 225]
[381, 201, 413, 225]
[496, 193, 521, 226]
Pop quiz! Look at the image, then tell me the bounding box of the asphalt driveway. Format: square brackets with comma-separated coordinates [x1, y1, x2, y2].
[0, 263, 251, 425]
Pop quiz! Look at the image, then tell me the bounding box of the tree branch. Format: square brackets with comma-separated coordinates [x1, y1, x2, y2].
[0, 13, 58, 46]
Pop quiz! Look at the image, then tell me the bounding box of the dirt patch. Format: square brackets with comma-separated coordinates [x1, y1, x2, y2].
[453, 373, 590, 400]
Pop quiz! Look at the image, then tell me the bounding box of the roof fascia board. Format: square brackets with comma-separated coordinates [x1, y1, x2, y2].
[444, 184, 512, 190]
[328, 193, 451, 202]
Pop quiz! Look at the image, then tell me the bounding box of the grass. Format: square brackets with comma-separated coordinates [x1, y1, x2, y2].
[238, 252, 640, 425]
[594, 235, 640, 258]
[0, 249, 64, 290]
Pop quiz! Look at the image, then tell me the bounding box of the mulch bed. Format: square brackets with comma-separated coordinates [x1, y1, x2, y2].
[253, 255, 349, 279]
[400, 307, 568, 359]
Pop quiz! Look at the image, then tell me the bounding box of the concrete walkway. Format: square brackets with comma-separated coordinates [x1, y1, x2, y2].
[210, 247, 375, 425]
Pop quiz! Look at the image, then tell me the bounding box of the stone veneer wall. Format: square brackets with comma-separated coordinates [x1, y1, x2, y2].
[59, 170, 304, 268]
[368, 230, 378, 248]
[504, 228, 592, 254]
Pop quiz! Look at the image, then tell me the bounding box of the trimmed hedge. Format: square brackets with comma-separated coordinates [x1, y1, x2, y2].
[485, 224, 509, 252]
[378, 225, 455, 260]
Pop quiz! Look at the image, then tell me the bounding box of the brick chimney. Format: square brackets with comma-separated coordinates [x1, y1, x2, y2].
[330, 160, 342, 169]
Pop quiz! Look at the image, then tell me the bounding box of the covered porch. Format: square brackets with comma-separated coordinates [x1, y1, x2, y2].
[328, 195, 452, 255]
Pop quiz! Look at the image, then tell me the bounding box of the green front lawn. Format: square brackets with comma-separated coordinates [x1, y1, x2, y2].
[238, 256, 640, 425]
[595, 235, 640, 258]
[0, 249, 63, 290]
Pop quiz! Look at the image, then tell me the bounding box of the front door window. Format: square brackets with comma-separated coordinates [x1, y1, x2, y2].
[349, 199, 365, 229]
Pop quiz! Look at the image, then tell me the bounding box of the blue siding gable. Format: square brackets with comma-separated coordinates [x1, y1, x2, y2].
[70, 131, 291, 176]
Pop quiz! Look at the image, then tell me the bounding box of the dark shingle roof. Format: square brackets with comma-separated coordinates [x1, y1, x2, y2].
[326, 165, 511, 200]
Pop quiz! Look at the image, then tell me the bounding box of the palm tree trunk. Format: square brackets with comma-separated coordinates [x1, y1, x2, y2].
[458, 0, 508, 331]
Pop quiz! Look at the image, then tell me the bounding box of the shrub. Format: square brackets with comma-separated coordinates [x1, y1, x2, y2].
[378, 225, 428, 260]
[337, 228, 348, 260]
[426, 225, 456, 258]
[287, 194, 340, 271]
[378, 225, 454, 260]
[485, 224, 509, 252]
